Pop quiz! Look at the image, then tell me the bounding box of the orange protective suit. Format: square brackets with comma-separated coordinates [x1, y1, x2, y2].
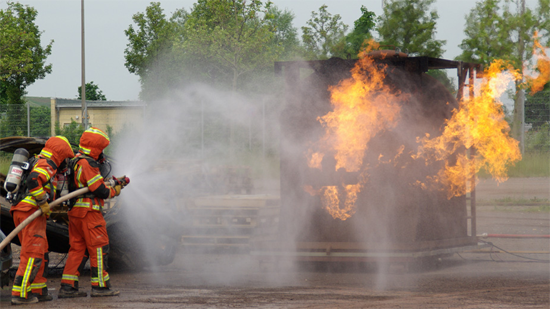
[61, 127, 119, 291]
[11, 136, 74, 300]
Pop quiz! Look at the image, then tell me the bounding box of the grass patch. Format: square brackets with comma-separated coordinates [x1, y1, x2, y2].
[478, 201, 550, 213]
[477, 196, 550, 207]
[525, 205, 550, 212]
[0, 153, 11, 175]
[478, 151, 550, 178]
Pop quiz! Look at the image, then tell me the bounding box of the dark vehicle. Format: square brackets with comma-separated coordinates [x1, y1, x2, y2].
[0, 136, 176, 270]
[0, 229, 12, 288]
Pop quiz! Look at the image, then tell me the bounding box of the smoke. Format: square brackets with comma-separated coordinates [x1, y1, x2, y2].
[103, 53, 510, 289]
[108, 82, 298, 283]
[274, 56, 474, 289]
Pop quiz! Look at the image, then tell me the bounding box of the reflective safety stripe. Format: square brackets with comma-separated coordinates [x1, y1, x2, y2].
[79, 146, 92, 155]
[47, 181, 56, 192]
[22, 197, 38, 206]
[11, 285, 32, 293]
[90, 274, 109, 284]
[76, 165, 84, 187]
[73, 201, 101, 211]
[20, 258, 34, 298]
[56, 136, 72, 149]
[39, 149, 52, 158]
[97, 247, 105, 287]
[73, 201, 89, 208]
[87, 174, 103, 187]
[29, 186, 45, 197]
[30, 282, 47, 289]
[62, 274, 79, 282]
[87, 128, 110, 141]
[33, 167, 50, 179]
[72, 157, 102, 212]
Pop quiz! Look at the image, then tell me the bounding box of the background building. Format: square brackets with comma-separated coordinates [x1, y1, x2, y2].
[50, 98, 146, 136]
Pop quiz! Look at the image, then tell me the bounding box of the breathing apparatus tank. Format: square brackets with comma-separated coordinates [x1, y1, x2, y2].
[4, 148, 30, 200]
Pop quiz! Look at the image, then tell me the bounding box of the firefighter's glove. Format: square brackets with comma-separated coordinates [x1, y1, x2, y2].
[113, 185, 122, 197]
[36, 198, 51, 217]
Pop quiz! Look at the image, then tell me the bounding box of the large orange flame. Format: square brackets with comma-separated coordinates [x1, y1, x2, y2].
[305, 36, 542, 218]
[526, 32, 550, 94]
[318, 184, 362, 220]
[320, 49, 404, 172]
[306, 41, 406, 220]
[415, 60, 522, 198]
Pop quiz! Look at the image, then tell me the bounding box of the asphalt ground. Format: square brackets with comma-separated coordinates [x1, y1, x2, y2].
[1, 177, 549, 308]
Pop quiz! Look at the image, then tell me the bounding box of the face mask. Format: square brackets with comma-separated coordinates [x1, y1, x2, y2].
[58, 158, 69, 173]
[98, 152, 107, 164]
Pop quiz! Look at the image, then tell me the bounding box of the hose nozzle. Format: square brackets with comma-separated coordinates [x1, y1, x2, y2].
[110, 175, 130, 187]
[117, 175, 130, 187]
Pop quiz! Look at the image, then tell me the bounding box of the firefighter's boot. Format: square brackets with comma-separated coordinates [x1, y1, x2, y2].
[11, 296, 39, 305]
[91, 287, 120, 297]
[35, 293, 54, 302]
[58, 284, 87, 298]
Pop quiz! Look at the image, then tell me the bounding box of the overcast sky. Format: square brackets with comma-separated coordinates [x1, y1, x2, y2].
[0, 0, 540, 101]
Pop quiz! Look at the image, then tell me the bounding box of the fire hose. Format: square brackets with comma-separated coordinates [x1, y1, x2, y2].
[0, 175, 130, 252]
[0, 187, 89, 251]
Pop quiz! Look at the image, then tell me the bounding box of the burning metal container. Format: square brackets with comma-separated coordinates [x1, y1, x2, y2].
[253, 54, 487, 263]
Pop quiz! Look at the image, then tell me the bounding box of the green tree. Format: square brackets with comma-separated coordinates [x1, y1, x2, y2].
[124, 2, 187, 101]
[0, 104, 50, 138]
[178, 0, 281, 91]
[77, 81, 107, 101]
[176, 0, 281, 155]
[267, 6, 301, 61]
[301, 4, 348, 60]
[456, 0, 549, 141]
[455, 0, 514, 64]
[525, 83, 549, 130]
[29, 105, 50, 137]
[0, 102, 25, 137]
[376, 0, 445, 57]
[427, 69, 457, 95]
[0, 4, 33, 80]
[0, 2, 52, 137]
[0, 81, 7, 105]
[237, 5, 301, 93]
[0, 2, 53, 105]
[344, 6, 376, 58]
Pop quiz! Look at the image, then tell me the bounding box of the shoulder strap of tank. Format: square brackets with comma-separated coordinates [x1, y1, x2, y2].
[67, 156, 86, 192]
[66, 155, 97, 209]
[43, 157, 55, 202]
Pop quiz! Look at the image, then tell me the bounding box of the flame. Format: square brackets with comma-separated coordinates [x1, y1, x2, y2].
[303, 185, 318, 196]
[320, 184, 362, 220]
[415, 60, 522, 198]
[305, 40, 405, 220]
[307, 151, 324, 169]
[321, 52, 404, 172]
[526, 32, 550, 95]
[377, 145, 404, 166]
[305, 36, 540, 217]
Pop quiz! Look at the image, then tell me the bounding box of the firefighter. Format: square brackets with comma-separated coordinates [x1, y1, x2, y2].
[10, 136, 75, 305]
[58, 127, 123, 298]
